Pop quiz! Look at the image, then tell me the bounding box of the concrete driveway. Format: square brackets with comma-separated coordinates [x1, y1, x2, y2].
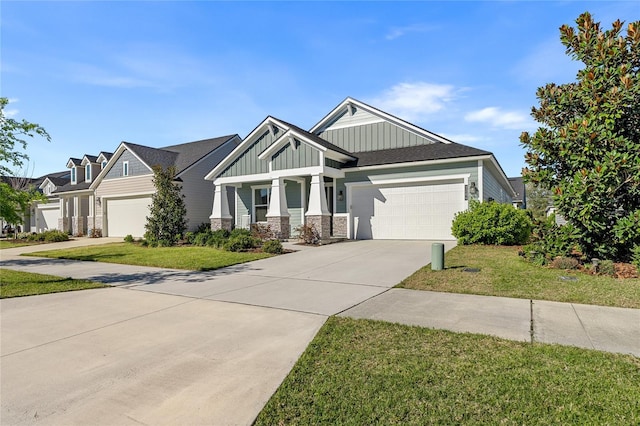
[1, 239, 447, 425]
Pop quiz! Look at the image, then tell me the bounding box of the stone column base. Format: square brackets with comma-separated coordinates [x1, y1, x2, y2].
[58, 218, 69, 234]
[267, 216, 290, 240]
[332, 215, 348, 238]
[72, 216, 86, 236]
[211, 217, 233, 232]
[306, 215, 331, 240]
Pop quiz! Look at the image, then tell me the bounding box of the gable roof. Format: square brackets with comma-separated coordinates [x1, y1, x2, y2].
[66, 158, 82, 168]
[271, 118, 356, 159]
[508, 177, 525, 201]
[161, 135, 238, 174]
[344, 143, 491, 168]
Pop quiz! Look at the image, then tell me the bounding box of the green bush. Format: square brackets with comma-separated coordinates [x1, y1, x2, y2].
[451, 201, 533, 245]
[230, 228, 252, 239]
[124, 234, 134, 243]
[262, 239, 283, 254]
[522, 216, 581, 265]
[206, 229, 230, 248]
[193, 231, 211, 246]
[632, 245, 640, 270]
[224, 235, 257, 252]
[549, 256, 580, 270]
[184, 231, 195, 244]
[36, 230, 69, 243]
[598, 260, 616, 276]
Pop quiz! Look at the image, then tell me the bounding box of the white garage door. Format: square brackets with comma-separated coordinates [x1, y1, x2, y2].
[351, 181, 466, 240]
[37, 207, 59, 231]
[106, 196, 152, 238]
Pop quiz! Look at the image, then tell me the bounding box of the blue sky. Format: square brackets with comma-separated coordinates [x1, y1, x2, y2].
[2, 1, 637, 178]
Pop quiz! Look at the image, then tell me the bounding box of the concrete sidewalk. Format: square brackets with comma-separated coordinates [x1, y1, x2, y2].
[340, 288, 640, 357]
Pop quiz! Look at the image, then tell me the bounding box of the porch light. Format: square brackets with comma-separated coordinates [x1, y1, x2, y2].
[469, 182, 478, 195]
[338, 190, 344, 201]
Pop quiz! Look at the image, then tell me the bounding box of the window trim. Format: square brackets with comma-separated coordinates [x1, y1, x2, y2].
[85, 164, 92, 182]
[71, 167, 77, 184]
[123, 161, 129, 177]
[101, 160, 107, 169]
[251, 184, 271, 223]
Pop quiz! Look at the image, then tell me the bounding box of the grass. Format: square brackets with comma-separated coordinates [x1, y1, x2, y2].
[0, 269, 107, 298]
[0, 240, 37, 249]
[256, 317, 640, 425]
[25, 242, 273, 271]
[398, 245, 640, 308]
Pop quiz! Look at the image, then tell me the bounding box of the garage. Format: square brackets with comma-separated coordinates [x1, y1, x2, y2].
[350, 180, 466, 240]
[36, 204, 60, 232]
[105, 196, 152, 237]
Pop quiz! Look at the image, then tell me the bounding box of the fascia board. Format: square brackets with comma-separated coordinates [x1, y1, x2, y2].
[486, 155, 517, 197]
[89, 142, 128, 189]
[345, 154, 492, 172]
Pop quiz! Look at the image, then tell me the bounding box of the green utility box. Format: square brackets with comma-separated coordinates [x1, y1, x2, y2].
[431, 243, 445, 271]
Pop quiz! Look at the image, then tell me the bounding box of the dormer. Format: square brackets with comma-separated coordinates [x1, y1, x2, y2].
[66, 158, 83, 185]
[97, 152, 113, 170]
[81, 155, 99, 183]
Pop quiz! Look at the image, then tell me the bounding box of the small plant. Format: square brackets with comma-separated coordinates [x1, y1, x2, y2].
[89, 228, 102, 238]
[549, 256, 580, 270]
[598, 260, 616, 277]
[632, 245, 640, 270]
[224, 234, 257, 252]
[39, 230, 69, 243]
[124, 234, 134, 243]
[206, 229, 230, 248]
[262, 239, 283, 254]
[230, 228, 252, 239]
[251, 223, 273, 240]
[184, 231, 195, 244]
[296, 223, 320, 245]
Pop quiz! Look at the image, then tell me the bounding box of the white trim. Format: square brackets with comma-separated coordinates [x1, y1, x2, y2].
[70, 167, 77, 184]
[89, 142, 154, 190]
[85, 163, 92, 183]
[251, 184, 271, 223]
[258, 128, 356, 163]
[100, 191, 154, 200]
[310, 97, 452, 144]
[175, 135, 240, 178]
[345, 155, 492, 172]
[122, 160, 129, 177]
[478, 159, 484, 201]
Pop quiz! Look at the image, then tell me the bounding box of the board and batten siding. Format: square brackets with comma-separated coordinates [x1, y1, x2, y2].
[271, 141, 320, 171]
[319, 122, 436, 153]
[220, 128, 282, 178]
[335, 161, 479, 214]
[483, 167, 513, 204]
[94, 175, 155, 219]
[179, 142, 237, 230]
[104, 150, 151, 179]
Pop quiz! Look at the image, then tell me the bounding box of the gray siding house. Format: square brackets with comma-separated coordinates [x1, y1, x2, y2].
[206, 97, 515, 240]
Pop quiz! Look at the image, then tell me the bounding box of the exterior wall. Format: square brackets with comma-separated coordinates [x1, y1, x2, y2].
[179, 142, 236, 231]
[104, 150, 151, 179]
[319, 121, 435, 153]
[321, 107, 384, 131]
[336, 161, 479, 214]
[94, 175, 155, 221]
[483, 167, 513, 204]
[235, 185, 252, 228]
[285, 180, 304, 236]
[220, 127, 283, 178]
[271, 141, 320, 170]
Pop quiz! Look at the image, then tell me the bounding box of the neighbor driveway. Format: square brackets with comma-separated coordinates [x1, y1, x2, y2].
[1, 239, 450, 425]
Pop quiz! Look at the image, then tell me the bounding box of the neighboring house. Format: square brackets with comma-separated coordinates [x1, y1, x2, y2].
[206, 97, 515, 240]
[85, 135, 241, 237]
[31, 171, 71, 232]
[508, 176, 526, 209]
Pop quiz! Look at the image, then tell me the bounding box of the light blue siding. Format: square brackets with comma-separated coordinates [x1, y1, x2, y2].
[221, 129, 280, 177]
[483, 167, 513, 204]
[104, 150, 151, 179]
[272, 140, 320, 170]
[319, 122, 436, 153]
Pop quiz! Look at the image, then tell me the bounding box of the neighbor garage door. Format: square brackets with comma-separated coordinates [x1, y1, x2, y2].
[37, 206, 59, 231]
[351, 180, 465, 240]
[106, 196, 152, 238]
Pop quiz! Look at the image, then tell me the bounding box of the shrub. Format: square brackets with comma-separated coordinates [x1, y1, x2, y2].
[15, 232, 31, 240]
[195, 222, 211, 234]
[124, 234, 134, 243]
[632, 245, 640, 270]
[549, 256, 580, 270]
[89, 228, 102, 238]
[184, 231, 195, 244]
[206, 229, 230, 248]
[262, 239, 283, 254]
[451, 201, 533, 245]
[224, 234, 257, 252]
[522, 216, 581, 265]
[230, 228, 252, 239]
[296, 223, 320, 245]
[193, 231, 211, 247]
[42, 230, 69, 243]
[251, 223, 273, 240]
[598, 260, 616, 277]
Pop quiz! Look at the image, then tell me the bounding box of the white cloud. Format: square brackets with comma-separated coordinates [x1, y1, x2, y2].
[465, 107, 532, 130]
[385, 24, 437, 40]
[3, 98, 20, 117]
[440, 133, 484, 144]
[371, 82, 459, 122]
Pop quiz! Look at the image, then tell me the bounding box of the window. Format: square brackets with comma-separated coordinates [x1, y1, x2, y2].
[85, 164, 92, 182]
[253, 187, 270, 222]
[44, 184, 51, 195]
[101, 160, 107, 169]
[71, 167, 77, 184]
[123, 161, 129, 177]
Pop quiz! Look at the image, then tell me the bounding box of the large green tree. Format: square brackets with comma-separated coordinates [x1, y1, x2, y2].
[144, 166, 187, 246]
[521, 12, 640, 260]
[0, 98, 50, 226]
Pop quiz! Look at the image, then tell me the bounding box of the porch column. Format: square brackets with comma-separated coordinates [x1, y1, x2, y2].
[58, 197, 69, 233]
[88, 194, 95, 236]
[210, 184, 233, 231]
[305, 174, 331, 239]
[266, 178, 290, 239]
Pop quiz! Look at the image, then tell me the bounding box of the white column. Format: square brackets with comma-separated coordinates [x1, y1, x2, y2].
[266, 178, 289, 217]
[59, 198, 65, 219]
[89, 195, 95, 217]
[210, 184, 232, 219]
[305, 174, 330, 216]
[73, 196, 79, 218]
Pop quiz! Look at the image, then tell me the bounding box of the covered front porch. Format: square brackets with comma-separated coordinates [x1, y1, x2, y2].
[210, 171, 347, 240]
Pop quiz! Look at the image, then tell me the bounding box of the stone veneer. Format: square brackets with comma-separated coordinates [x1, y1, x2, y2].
[211, 217, 233, 232]
[306, 215, 331, 240]
[58, 218, 69, 234]
[72, 216, 86, 236]
[267, 216, 290, 240]
[332, 215, 348, 238]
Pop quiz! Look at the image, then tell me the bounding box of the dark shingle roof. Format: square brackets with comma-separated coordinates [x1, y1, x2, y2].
[343, 143, 491, 168]
[161, 135, 238, 173]
[508, 177, 525, 200]
[271, 117, 356, 159]
[124, 142, 179, 172]
[52, 181, 93, 194]
[99, 152, 114, 161]
[67, 158, 82, 166]
[83, 155, 98, 163]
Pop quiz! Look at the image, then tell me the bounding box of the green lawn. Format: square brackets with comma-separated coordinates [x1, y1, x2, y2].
[0, 240, 36, 249]
[25, 242, 273, 271]
[398, 245, 640, 308]
[0, 269, 107, 298]
[256, 317, 640, 425]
